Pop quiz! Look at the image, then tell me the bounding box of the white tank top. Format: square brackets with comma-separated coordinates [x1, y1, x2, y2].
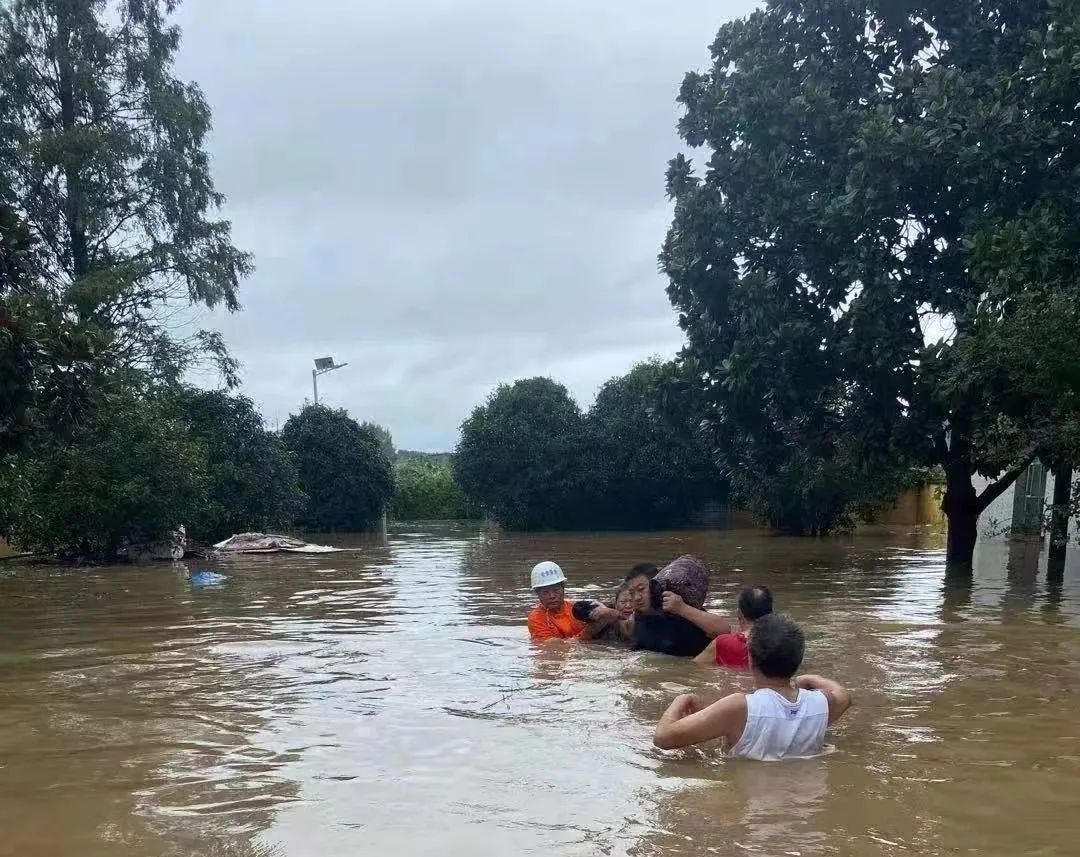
[729, 687, 829, 761]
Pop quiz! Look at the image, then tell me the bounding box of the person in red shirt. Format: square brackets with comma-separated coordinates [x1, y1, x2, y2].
[660, 584, 773, 670]
[527, 561, 620, 641]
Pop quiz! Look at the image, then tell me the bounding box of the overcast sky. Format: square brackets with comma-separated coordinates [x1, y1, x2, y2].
[173, 0, 757, 450]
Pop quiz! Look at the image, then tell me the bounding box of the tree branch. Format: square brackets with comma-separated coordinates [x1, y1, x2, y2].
[934, 429, 949, 465]
[88, 199, 151, 262]
[976, 444, 1040, 513]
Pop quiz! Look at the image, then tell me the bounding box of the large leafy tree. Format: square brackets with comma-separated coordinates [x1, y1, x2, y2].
[363, 421, 396, 463]
[177, 389, 305, 540]
[0, 384, 308, 556]
[281, 405, 394, 532]
[663, 0, 1080, 562]
[455, 378, 590, 530]
[586, 359, 724, 529]
[1, 202, 107, 456]
[0, 383, 209, 558]
[0, 0, 250, 394]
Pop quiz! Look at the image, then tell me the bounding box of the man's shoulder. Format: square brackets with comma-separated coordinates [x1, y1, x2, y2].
[799, 687, 833, 712]
[717, 690, 750, 728]
[705, 691, 749, 735]
[719, 690, 749, 708]
[527, 605, 555, 640]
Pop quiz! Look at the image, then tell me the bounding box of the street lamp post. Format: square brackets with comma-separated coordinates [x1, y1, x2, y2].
[312, 356, 348, 405]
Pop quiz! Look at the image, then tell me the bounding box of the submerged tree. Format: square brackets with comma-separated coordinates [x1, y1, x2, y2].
[177, 389, 305, 540]
[586, 359, 724, 529]
[0, 0, 250, 394]
[455, 378, 590, 530]
[455, 370, 731, 531]
[281, 405, 394, 532]
[0, 384, 209, 558]
[0, 384, 309, 557]
[663, 0, 1080, 560]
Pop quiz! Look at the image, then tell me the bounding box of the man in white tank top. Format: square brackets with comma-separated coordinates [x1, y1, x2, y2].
[653, 613, 852, 761]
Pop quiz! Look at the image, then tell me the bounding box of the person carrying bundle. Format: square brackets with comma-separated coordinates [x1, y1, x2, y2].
[624, 555, 712, 657]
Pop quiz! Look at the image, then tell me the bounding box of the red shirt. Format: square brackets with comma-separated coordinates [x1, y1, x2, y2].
[714, 631, 750, 670]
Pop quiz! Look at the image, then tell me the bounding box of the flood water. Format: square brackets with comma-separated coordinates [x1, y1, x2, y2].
[1, 525, 1078, 857]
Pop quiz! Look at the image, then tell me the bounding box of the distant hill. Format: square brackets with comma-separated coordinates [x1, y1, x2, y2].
[396, 450, 454, 466]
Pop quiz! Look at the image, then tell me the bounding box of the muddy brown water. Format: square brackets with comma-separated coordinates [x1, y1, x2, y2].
[1, 525, 1078, 857]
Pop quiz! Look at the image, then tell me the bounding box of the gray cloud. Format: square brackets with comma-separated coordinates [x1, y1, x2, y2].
[175, 0, 756, 449]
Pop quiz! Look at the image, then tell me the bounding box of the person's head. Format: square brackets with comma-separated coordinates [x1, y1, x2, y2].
[737, 585, 773, 626]
[531, 561, 568, 612]
[614, 585, 635, 619]
[624, 563, 659, 613]
[748, 613, 805, 680]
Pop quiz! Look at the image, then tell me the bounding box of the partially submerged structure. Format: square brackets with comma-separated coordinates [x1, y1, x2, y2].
[212, 533, 340, 554]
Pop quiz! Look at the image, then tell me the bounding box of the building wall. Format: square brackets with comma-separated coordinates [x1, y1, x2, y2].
[974, 466, 1078, 541]
[876, 484, 946, 529]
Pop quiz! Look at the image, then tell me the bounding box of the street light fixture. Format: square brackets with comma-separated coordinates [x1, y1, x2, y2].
[312, 356, 348, 405]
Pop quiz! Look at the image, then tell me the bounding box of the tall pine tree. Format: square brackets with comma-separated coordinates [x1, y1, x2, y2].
[0, 0, 250, 389]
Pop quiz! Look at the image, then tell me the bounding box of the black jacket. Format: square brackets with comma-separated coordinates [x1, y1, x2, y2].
[631, 612, 710, 657]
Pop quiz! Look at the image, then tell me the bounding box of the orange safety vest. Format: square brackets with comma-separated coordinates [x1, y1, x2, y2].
[528, 601, 587, 641]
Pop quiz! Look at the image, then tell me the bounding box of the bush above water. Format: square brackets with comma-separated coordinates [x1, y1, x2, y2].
[391, 456, 479, 521]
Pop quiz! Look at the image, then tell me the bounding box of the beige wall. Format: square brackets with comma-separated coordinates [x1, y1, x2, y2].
[723, 485, 947, 532]
[873, 484, 946, 529]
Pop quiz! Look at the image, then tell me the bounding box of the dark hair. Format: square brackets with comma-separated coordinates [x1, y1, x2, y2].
[625, 563, 658, 583]
[738, 585, 773, 621]
[571, 599, 603, 621]
[748, 613, 805, 678]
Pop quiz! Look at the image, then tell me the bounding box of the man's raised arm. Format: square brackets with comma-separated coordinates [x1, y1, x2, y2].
[661, 592, 731, 638]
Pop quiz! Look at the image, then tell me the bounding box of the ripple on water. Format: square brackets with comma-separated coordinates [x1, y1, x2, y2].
[0, 526, 1079, 856]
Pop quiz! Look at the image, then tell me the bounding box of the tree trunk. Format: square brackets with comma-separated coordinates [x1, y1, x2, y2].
[939, 414, 1040, 567]
[56, 7, 90, 280]
[944, 495, 979, 567]
[1048, 464, 1072, 568]
[941, 434, 979, 568]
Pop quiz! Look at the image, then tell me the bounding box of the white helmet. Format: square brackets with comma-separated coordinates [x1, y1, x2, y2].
[530, 560, 567, 590]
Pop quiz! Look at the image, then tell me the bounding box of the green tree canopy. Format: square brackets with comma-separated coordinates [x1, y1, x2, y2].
[0, 384, 307, 558]
[662, 0, 1080, 559]
[281, 405, 394, 532]
[586, 359, 724, 529]
[0, 384, 208, 558]
[454, 372, 727, 531]
[177, 388, 305, 540]
[0, 0, 250, 395]
[363, 421, 396, 463]
[1, 203, 43, 453]
[455, 378, 589, 530]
